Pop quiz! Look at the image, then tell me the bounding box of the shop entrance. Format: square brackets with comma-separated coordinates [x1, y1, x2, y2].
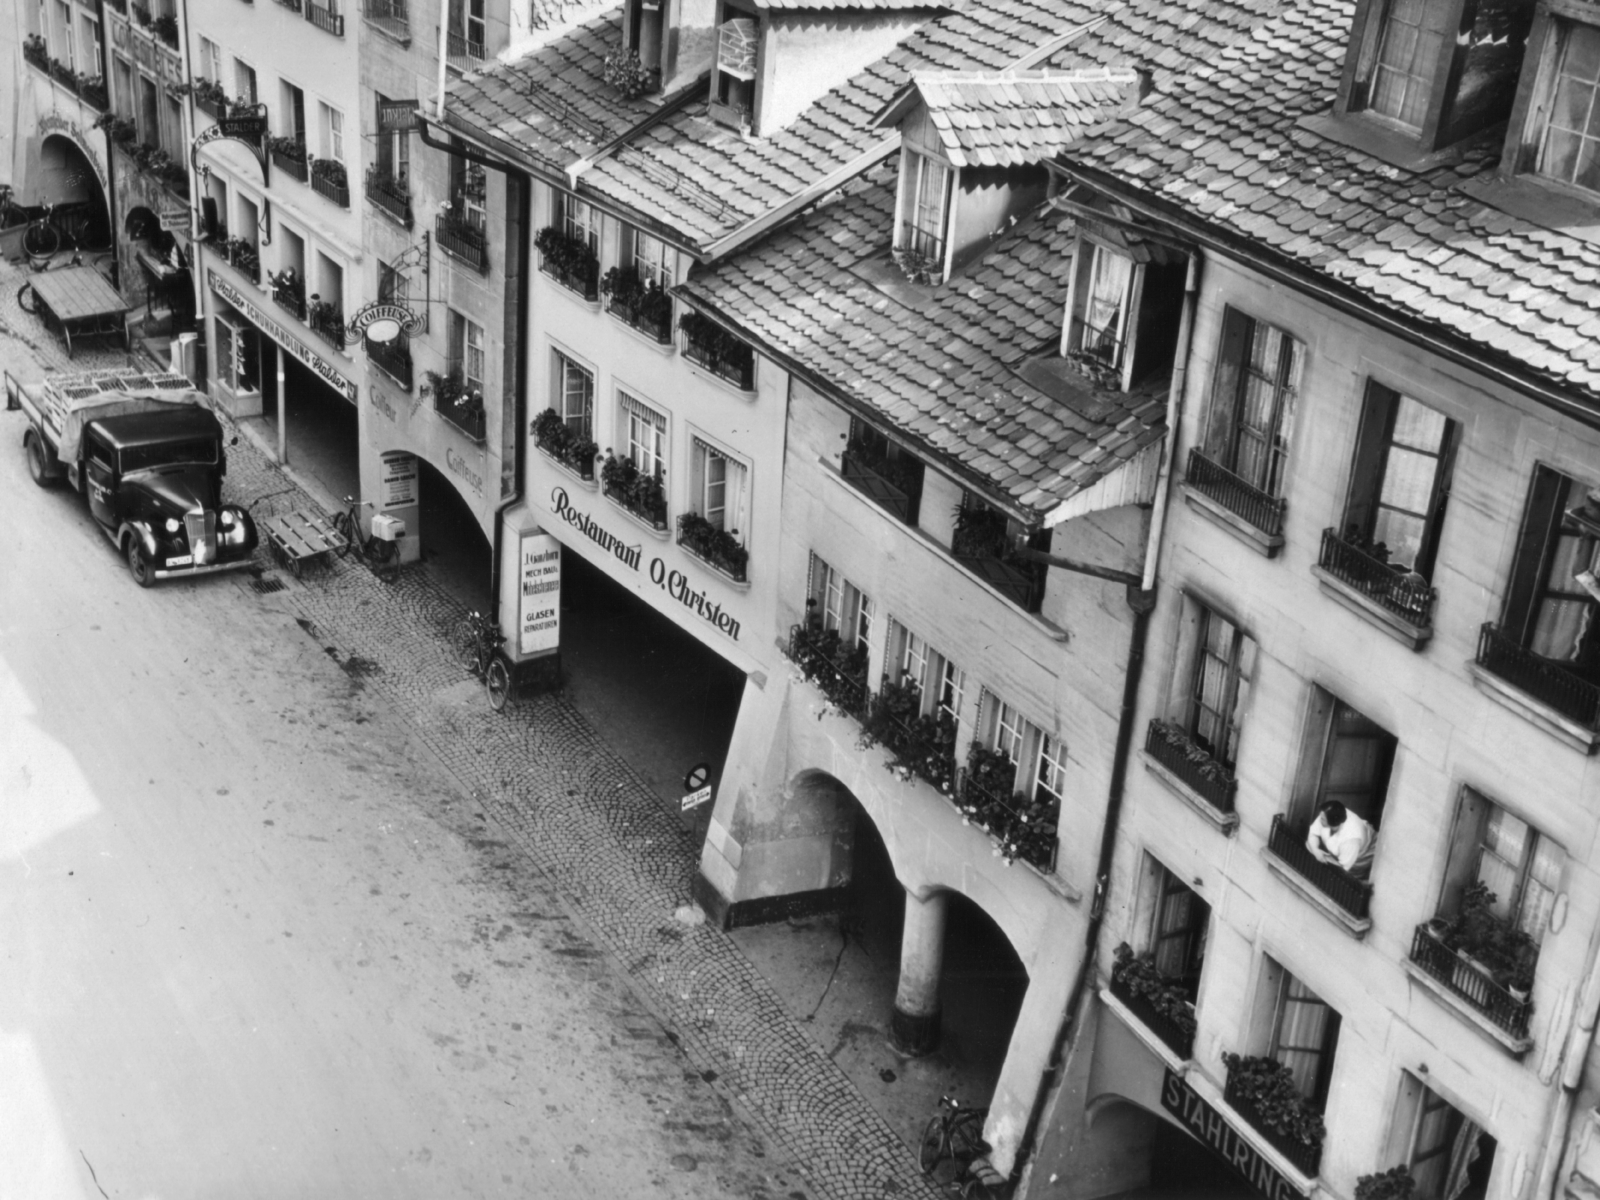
[557, 548, 745, 828]
[259, 355, 358, 509]
[413, 456, 492, 611]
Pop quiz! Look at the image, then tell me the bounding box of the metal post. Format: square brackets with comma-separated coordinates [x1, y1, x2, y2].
[275, 342, 287, 464]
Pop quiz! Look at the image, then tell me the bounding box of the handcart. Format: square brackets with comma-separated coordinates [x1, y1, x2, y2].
[261, 509, 347, 579]
[19, 266, 131, 358]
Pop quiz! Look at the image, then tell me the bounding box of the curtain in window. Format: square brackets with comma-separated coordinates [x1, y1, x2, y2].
[1083, 248, 1131, 360]
[621, 393, 665, 478]
[1374, 398, 1450, 568]
[558, 353, 592, 435]
[1520, 834, 1564, 940]
[1441, 1120, 1485, 1200]
[1530, 529, 1599, 661]
[1234, 322, 1299, 493]
[1274, 976, 1335, 1102]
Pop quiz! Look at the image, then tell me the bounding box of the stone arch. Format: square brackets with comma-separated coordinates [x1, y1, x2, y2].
[39, 133, 111, 250]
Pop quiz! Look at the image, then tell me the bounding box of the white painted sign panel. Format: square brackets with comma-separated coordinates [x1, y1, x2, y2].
[379, 451, 418, 508]
[518, 532, 561, 657]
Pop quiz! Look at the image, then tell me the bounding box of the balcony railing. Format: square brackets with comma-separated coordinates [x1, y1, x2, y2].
[867, 687, 958, 795]
[609, 294, 672, 343]
[955, 546, 1045, 613]
[1223, 1060, 1323, 1177]
[1108, 972, 1195, 1059]
[1477, 622, 1600, 730]
[270, 142, 309, 183]
[310, 164, 350, 207]
[271, 280, 306, 322]
[275, 0, 302, 10]
[363, 165, 412, 227]
[305, 0, 344, 33]
[841, 445, 921, 524]
[681, 320, 755, 389]
[786, 622, 869, 720]
[435, 393, 486, 442]
[677, 514, 748, 582]
[541, 253, 598, 300]
[446, 29, 484, 61]
[364, 0, 407, 29]
[307, 304, 347, 352]
[1267, 814, 1373, 922]
[225, 240, 260, 284]
[1318, 528, 1437, 626]
[23, 39, 50, 72]
[1186, 448, 1287, 539]
[1144, 719, 1236, 813]
[436, 210, 488, 271]
[1410, 923, 1532, 1040]
[367, 335, 412, 389]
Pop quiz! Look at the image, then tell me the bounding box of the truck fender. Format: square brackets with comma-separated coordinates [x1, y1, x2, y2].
[121, 521, 158, 558]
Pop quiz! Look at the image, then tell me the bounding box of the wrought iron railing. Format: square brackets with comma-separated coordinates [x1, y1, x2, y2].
[436, 211, 487, 271]
[870, 694, 957, 795]
[1267, 814, 1373, 921]
[305, 0, 344, 33]
[785, 623, 869, 720]
[270, 142, 309, 182]
[1144, 719, 1236, 813]
[1185, 448, 1287, 539]
[1318, 528, 1436, 625]
[364, 0, 407, 26]
[307, 305, 346, 352]
[1409, 923, 1532, 1039]
[1223, 1061, 1323, 1177]
[23, 39, 51, 72]
[367, 336, 412, 389]
[226, 240, 260, 283]
[609, 295, 672, 343]
[682, 326, 754, 389]
[1477, 622, 1600, 730]
[542, 254, 598, 300]
[310, 165, 349, 207]
[840, 446, 920, 524]
[1108, 973, 1195, 1059]
[364, 165, 412, 226]
[955, 547, 1045, 613]
[446, 29, 484, 60]
[435, 393, 486, 441]
[272, 281, 306, 322]
[677, 516, 748, 582]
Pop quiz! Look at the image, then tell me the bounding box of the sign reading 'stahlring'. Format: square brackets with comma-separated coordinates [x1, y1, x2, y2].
[1159, 1070, 1306, 1200]
[549, 486, 741, 643]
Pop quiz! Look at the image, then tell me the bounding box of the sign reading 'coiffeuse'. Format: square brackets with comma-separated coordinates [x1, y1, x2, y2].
[1160, 1070, 1305, 1200]
[548, 487, 741, 642]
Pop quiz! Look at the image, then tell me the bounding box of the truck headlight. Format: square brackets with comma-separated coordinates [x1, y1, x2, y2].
[165, 517, 181, 533]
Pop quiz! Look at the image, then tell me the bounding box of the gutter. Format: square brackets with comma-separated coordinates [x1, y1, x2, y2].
[1053, 161, 1600, 434]
[1006, 250, 1201, 1192]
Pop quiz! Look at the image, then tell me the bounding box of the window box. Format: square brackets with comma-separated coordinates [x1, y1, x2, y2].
[532, 408, 598, 480]
[603, 265, 672, 343]
[1108, 946, 1196, 1060]
[426, 367, 486, 443]
[841, 423, 923, 523]
[305, 0, 344, 34]
[680, 312, 755, 389]
[192, 85, 227, 118]
[600, 451, 668, 530]
[309, 159, 349, 207]
[951, 499, 1046, 614]
[269, 137, 309, 183]
[1476, 621, 1600, 739]
[364, 165, 412, 227]
[535, 224, 599, 301]
[1409, 921, 1532, 1045]
[306, 299, 346, 352]
[862, 677, 958, 795]
[1313, 527, 1436, 647]
[1184, 447, 1287, 548]
[958, 743, 1059, 871]
[436, 207, 487, 271]
[77, 74, 109, 111]
[1265, 813, 1374, 925]
[23, 36, 50, 72]
[49, 58, 77, 88]
[151, 12, 179, 47]
[787, 620, 870, 720]
[1222, 1054, 1324, 1178]
[367, 335, 412, 390]
[677, 512, 747, 582]
[1144, 719, 1237, 816]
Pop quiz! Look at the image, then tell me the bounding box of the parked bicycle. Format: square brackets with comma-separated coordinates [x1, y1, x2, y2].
[919, 1095, 1002, 1198]
[331, 495, 401, 583]
[448, 608, 519, 711]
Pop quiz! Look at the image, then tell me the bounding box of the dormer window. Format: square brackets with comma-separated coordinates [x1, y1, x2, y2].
[1061, 233, 1186, 392]
[710, 13, 758, 132]
[893, 148, 952, 281]
[1531, 21, 1600, 193]
[1367, 0, 1452, 129]
[1079, 246, 1132, 373]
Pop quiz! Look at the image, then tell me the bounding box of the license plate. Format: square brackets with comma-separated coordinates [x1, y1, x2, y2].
[166, 553, 193, 566]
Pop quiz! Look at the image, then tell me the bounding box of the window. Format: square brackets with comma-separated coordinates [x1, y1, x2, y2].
[558, 192, 600, 255]
[689, 438, 748, 538]
[1392, 1074, 1495, 1200]
[981, 694, 1065, 807]
[320, 103, 344, 163]
[1367, 0, 1452, 129]
[1439, 787, 1565, 941]
[627, 0, 663, 72]
[711, 13, 757, 127]
[1150, 863, 1210, 992]
[1309, 698, 1396, 833]
[281, 81, 306, 142]
[450, 142, 486, 227]
[1341, 383, 1456, 576]
[1535, 22, 1600, 194]
[842, 417, 925, 524]
[1080, 244, 1132, 370]
[1200, 307, 1305, 499]
[554, 351, 593, 438]
[113, 56, 134, 118]
[447, 0, 485, 54]
[1498, 465, 1600, 681]
[374, 93, 410, 183]
[632, 229, 675, 290]
[213, 314, 257, 392]
[1063, 238, 1187, 390]
[1270, 970, 1341, 1111]
[199, 36, 220, 82]
[621, 392, 667, 481]
[809, 555, 873, 649]
[162, 93, 183, 155]
[448, 310, 485, 392]
[83, 15, 101, 75]
[55, 1, 73, 70]
[139, 75, 160, 146]
[896, 148, 952, 266]
[1186, 604, 1256, 770]
[378, 259, 408, 308]
[886, 620, 968, 729]
[234, 59, 257, 105]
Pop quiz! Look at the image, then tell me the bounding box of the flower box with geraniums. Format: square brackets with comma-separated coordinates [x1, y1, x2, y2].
[601, 266, 672, 342]
[679, 311, 754, 389]
[1110, 943, 1197, 1058]
[959, 744, 1059, 870]
[788, 618, 869, 718]
[93, 111, 138, 146]
[860, 678, 957, 794]
[1438, 881, 1539, 1000]
[310, 157, 350, 207]
[1146, 718, 1237, 813]
[1355, 1167, 1415, 1200]
[1221, 1052, 1325, 1175]
[423, 369, 486, 442]
[268, 135, 309, 182]
[600, 451, 668, 529]
[532, 408, 599, 480]
[535, 226, 600, 299]
[601, 46, 659, 99]
[676, 512, 747, 581]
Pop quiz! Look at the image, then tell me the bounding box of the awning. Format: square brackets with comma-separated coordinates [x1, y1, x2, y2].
[1042, 440, 1163, 528]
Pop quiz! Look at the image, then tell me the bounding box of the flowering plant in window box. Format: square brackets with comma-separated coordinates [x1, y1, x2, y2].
[860, 678, 957, 793]
[1444, 882, 1539, 993]
[601, 265, 671, 338]
[679, 310, 754, 386]
[1065, 348, 1123, 390]
[267, 134, 308, 163]
[422, 368, 483, 416]
[531, 407, 598, 478]
[1147, 719, 1235, 789]
[891, 246, 939, 286]
[1354, 1167, 1415, 1200]
[151, 13, 180, 47]
[676, 511, 747, 580]
[92, 112, 138, 144]
[601, 46, 657, 100]
[600, 451, 668, 528]
[1110, 943, 1198, 1040]
[311, 158, 348, 189]
[1221, 1053, 1326, 1159]
[534, 225, 599, 295]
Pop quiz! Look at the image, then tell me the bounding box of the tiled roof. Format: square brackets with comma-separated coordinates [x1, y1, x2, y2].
[446, 0, 1288, 253]
[679, 165, 1168, 517]
[1068, 0, 1600, 400]
[907, 69, 1141, 168]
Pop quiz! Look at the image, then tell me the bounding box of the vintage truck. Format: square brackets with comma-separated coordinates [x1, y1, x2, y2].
[8, 368, 259, 586]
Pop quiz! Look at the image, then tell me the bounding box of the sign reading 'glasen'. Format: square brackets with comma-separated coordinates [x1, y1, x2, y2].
[519, 532, 561, 657]
[1159, 1071, 1305, 1200]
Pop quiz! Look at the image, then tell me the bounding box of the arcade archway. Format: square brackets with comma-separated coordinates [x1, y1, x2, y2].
[39, 134, 110, 250]
[413, 455, 492, 609]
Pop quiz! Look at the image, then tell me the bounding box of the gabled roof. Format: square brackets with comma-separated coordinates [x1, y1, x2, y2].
[1065, 0, 1600, 402]
[877, 69, 1142, 168]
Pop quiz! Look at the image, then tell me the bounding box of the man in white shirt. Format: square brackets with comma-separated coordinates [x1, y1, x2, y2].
[1305, 801, 1375, 878]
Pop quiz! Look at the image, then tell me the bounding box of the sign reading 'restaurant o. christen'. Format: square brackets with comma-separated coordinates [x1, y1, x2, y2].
[1160, 1071, 1304, 1200]
[548, 486, 741, 643]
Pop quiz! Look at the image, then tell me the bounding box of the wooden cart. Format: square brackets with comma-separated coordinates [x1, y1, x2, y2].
[23, 266, 131, 358]
[261, 509, 347, 579]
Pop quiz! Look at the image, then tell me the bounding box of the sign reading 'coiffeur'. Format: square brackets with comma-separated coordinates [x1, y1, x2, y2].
[1159, 1071, 1305, 1200]
[347, 300, 424, 344]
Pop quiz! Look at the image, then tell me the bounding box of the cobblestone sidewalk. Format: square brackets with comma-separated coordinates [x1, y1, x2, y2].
[221, 437, 943, 1200]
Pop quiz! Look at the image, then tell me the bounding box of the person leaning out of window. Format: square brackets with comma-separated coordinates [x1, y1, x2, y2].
[1306, 801, 1375, 878]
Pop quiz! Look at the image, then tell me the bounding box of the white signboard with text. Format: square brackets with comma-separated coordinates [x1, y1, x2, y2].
[518, 532, 561, 657]
[380, 452, 418, 509]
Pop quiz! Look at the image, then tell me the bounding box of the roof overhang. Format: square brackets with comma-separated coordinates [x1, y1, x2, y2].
[1041, 439, 1162, 528]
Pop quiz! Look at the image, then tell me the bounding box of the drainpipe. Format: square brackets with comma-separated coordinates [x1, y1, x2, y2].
[1008, 250, 1202, 1192]
[1534, 927, 1600, 1199]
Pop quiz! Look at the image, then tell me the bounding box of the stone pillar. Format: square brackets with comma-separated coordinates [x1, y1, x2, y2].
[890, 889, 947, 1056]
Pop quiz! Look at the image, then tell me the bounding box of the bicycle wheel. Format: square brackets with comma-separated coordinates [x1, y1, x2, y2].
[451, 618, 484, 673]
[918, 1115, 946, 1175]
[330, 510, 355, 558]
[16, 282, 37, 313]
[949, 1111, 989, 1163]
[22, 221, 59, 257]
[485, 656, 512, 712]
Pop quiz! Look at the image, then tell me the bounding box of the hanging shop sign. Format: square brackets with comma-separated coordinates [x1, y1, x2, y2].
[377, 99, 420, 132]
[379, 451, 418, 508]
[518, 532, 561, 657]
[1159, 1071, 1305, 1200]
[346, 300, 424, 344]
[190, 103, 270, 183]
[208, 268, 359, 404]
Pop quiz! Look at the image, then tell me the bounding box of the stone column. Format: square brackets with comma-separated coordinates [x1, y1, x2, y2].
[890, 889, 947, 1056]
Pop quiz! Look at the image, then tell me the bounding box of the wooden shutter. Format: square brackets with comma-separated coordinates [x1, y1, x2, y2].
[1437, 786, 1492, 917]
[1202, 308, 1252, 463]
[1503, 464, 1568, 643]
[1343, 380, 1399, 539]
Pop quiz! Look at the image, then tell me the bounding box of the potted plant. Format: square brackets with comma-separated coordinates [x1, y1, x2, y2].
[601, 265, 671, 338]
[601, 46, 657, 99]
[891, 246, 939, 285]
[151, 12, 179, 46]
[531, 409, 599, 477]
[534, 225, 599, 294]
[676, 511, 748, 579]
[1110, 943, 1198, 1050]
[600, 451, 668, 528]
[1355, 1167, 1416, 1200]
[1221, 1053, 1326, 1163]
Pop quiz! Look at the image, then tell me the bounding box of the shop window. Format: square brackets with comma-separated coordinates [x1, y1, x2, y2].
[1270, 968, 1342, 1112]
[620, 391, 667, 481]
[894, 148, 952, 274]
[554, 350, 593, 439]
[1521, 19, 1600, 196]
[808, 554, 873, 650]
[710, 11, 757, 131]
[1340, 382, 1456, 577]
[214, 314, 258, 393]
[1390, 1074, 1495, 1200]
[234, 59, 256, 105]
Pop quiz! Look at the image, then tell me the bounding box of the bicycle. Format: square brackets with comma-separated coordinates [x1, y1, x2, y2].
[449, 609, 519, 712]
[331, 496, 401, 583]
[919, 1095, 1002, 1198]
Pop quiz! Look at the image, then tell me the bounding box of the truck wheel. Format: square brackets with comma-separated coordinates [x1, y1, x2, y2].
[125, 536, 155, 588]
[25, 433, 56, 488]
